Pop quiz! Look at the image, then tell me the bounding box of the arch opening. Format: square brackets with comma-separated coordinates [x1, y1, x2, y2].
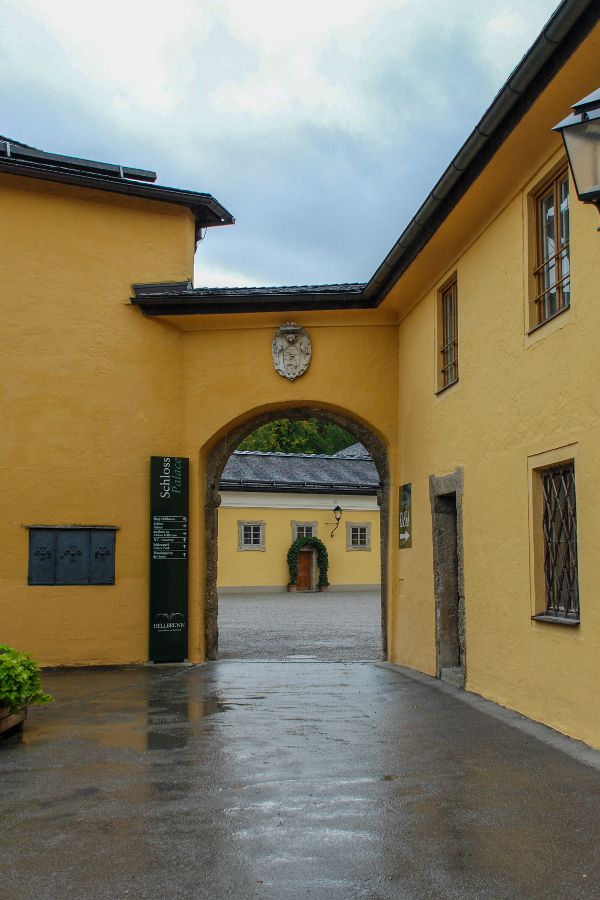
[203, 405, 389, 661]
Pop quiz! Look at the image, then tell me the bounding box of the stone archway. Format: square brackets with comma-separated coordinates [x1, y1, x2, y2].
[203, 406, 390, 660]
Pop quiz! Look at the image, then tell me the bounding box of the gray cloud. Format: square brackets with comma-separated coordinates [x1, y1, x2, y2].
[1, 0, 559, 287]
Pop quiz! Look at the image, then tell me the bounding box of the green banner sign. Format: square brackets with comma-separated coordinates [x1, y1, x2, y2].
[149, 456, 189, 662]
[400, 483, 412, 548]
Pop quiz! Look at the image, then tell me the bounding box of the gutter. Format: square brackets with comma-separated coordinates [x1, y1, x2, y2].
[131, 282, 369, 316]
[219, 483, 379, 495]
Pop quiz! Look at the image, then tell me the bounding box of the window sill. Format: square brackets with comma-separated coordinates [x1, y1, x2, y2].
[435, 378, 459, 397]
[527, 304, 570, 336]
[531, 614, 580, 626]
[28, 581, 115, 586]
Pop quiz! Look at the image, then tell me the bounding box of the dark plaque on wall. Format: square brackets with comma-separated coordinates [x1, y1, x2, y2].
[399, 483, 412, 549]
[149, 456, 189, 662]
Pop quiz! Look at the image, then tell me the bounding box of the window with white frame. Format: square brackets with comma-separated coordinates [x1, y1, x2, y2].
[347, 522, 371, 551]
[238, 520, 265, 551]
[292, 521, 317, 540]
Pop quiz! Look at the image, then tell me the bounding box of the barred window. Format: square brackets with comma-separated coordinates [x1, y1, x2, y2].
[539, 463, 579, 621]
[533, 169, 570, 326]
[438, 279, 458, 390]
[295, 524, 315, 539]
[237, 520, 265, 551]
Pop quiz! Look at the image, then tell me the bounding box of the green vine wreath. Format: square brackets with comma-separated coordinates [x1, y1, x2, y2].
[287, 536, 329, 587]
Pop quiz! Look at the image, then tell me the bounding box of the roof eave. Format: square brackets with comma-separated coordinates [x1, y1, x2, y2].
[219, 483, 379, 495]
[131, 290, 373, 316]
[0, 157, 234, 228]
[131, 282, 370, 315]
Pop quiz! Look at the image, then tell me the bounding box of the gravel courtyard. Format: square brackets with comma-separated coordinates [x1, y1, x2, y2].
[217, 589, 382, 660]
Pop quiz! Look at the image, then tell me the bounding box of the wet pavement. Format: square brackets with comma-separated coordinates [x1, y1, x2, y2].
[2, 662, 600, 899]
[218, 590, 381, 660]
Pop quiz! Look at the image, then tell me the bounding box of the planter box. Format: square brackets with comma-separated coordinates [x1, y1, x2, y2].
[319, 585, 329, 592]
[0, 705, 27, 739]
[287, 584, 298, 592]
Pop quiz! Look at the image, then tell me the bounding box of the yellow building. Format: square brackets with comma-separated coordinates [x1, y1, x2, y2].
[217, 445, 381, 592]
[1, 1, 600, 748]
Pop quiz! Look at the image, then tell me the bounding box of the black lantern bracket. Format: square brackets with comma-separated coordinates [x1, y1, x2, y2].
[328, 505, 343, 538]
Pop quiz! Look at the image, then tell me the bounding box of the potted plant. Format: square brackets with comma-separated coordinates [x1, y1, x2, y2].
[0, 645, 53, 739]
[287, 536, 330, 591]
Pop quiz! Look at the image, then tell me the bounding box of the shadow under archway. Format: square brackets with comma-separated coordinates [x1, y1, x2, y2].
[204, 406, 389, 661]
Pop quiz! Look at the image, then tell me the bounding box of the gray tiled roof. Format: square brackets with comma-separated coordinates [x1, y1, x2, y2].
[220, 450, 379, 494]
[131, 281, 369, 315]
[133, 282, 365, 298]
[334, 442, 370, 458]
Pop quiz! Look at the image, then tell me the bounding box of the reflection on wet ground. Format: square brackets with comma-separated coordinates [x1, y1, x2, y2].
[2, 662, 600, 899]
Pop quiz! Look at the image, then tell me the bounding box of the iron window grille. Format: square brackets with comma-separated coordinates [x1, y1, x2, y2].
[534, 169, 570, 326]
[440, 280, 458, 389]
[541, 463, 579, 620]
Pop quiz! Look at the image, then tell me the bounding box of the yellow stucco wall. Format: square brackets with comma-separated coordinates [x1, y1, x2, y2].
[179, 318, 398, 661]
[0, 176, 193, 666]
[0, 174, 399, 666]
[217, 501, 380, 589]
[394, 175, 600, 746]
[392, 54, 600, 746]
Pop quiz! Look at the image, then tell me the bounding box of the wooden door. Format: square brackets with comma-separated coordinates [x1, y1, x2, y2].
[297, 549, 313, 591]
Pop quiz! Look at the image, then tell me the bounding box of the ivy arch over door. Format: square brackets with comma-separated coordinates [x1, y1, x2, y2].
[203, 405, 390, 661]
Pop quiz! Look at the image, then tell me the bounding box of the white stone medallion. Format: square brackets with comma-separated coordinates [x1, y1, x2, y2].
[272, 322, 312, 381]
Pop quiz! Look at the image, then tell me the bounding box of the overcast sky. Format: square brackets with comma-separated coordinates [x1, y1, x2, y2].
[1, 0, 559, 287]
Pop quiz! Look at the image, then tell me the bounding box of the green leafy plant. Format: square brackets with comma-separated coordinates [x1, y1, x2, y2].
[287, 536, 330, 587]
[0, 645, 53, 715]
[238, 418, 354, 455]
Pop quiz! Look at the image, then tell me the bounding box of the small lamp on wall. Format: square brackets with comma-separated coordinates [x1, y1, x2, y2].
[553, 87, 600, 218]
[330, 505, 342, 538]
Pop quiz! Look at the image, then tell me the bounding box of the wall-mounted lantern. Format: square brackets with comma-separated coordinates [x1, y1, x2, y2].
[553, 87, 600, 217]
[330, 505, 342, 538]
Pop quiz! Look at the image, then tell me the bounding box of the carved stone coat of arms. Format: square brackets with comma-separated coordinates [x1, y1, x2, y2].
[272, 323, 312, 381]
